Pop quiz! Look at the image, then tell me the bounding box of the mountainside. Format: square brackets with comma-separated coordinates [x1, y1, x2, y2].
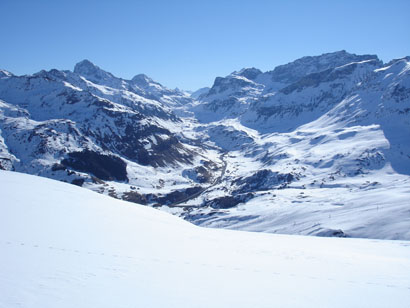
[191, 51, 382, 126]
[0, 61, 224, 206]
[1, 51, 409, 239]
[182, 53, 410, 238]
[1, 170, 410, 308]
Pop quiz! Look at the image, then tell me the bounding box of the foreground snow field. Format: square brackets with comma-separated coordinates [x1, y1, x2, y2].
[1, 170, 410, 308]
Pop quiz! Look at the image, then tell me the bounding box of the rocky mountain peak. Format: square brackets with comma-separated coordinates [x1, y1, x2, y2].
[0, 70, 13, 78]
[383, 56, 410, 72]
[74, 59, 116, 83]
[131, 73, 154, 87]
[235, 67, 263, 80]
[33, 68, 67, 81]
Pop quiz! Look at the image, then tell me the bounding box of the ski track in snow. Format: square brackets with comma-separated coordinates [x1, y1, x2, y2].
[1, 239, 408, 290]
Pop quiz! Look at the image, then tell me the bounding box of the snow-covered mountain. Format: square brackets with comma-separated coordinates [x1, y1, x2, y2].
[1, 170, 409, 308]
[0, 60, 223, 206]
[181, 53, 410, 239]
[192, 51, 382, 127]
[1, 51, 409, 240]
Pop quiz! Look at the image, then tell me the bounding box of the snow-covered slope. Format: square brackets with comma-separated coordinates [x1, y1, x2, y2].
[1, 170, 409, 308]
[190, 86, 211, 99]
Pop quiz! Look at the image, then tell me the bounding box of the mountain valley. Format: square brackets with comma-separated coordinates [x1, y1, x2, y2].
[1, 50, 409, 239]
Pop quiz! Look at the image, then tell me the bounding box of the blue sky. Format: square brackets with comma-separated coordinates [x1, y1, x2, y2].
[1, 0, 409, 90]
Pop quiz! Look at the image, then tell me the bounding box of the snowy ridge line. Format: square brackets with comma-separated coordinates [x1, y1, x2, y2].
[2, 239, 409, 290]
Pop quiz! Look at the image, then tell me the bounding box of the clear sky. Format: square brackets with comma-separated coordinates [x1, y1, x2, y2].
[1, 0, 409, 90]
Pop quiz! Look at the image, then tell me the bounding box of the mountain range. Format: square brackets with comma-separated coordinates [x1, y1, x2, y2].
[1, 50, 409, 240]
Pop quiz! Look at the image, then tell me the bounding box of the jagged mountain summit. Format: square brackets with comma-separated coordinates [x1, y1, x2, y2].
[192, 51, 383, 128]
[1, 51, 409, 240]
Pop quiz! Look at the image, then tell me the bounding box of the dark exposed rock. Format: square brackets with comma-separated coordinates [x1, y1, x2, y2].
[279, 60, 380, 95]
[268, 50, 379, 84]
[71, 178, 85, 186]
[51, 163, 66, 171]
[122, 191, 148, 205]
[208, 76, 254, 96]
[61, 150, 128, 182]
[390, 84, 410, 102]
[237, 68, 263, 80]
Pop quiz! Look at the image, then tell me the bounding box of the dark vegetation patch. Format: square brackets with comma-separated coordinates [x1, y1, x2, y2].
[154, 186, 203, 205]
[121, 186, 204, 206]
[204, 193, 255, 209]
[61, 150, 128, 182]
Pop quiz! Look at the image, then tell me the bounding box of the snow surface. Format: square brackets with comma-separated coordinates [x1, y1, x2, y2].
[1, 170, 410, 308]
